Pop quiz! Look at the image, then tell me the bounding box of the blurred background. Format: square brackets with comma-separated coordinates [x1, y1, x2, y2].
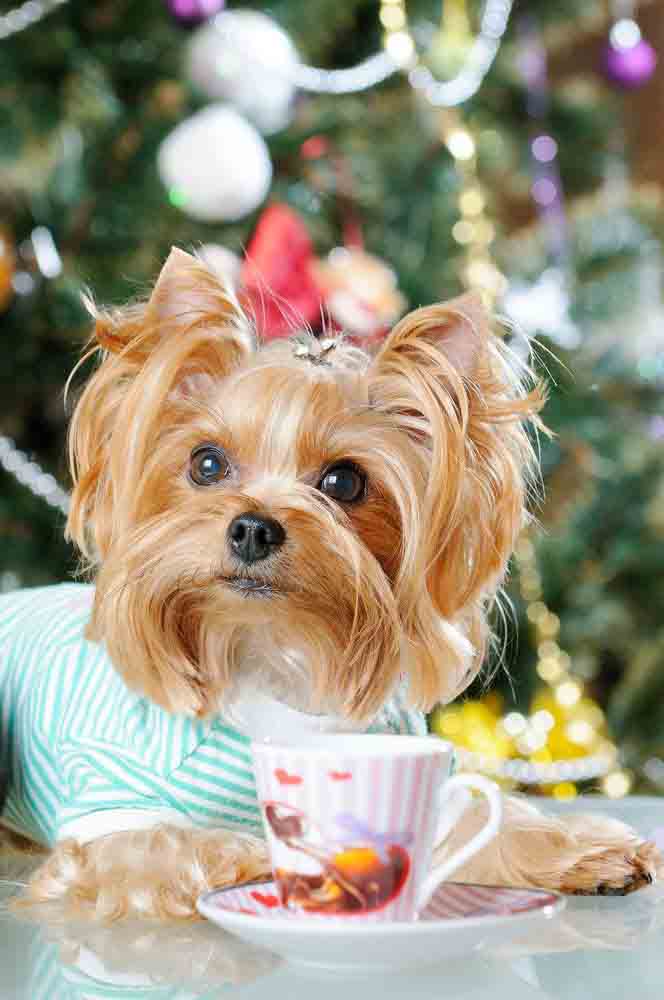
[1, 0, 664, 799]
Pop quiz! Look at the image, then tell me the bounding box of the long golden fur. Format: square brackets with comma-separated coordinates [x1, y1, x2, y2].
[67, 250, 541, 719]
[13, 247, 660, 919]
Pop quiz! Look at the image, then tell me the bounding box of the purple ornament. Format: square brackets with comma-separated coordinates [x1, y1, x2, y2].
[167, 0, 225, 28]
[603, 37, 657, 90]
[649, 416, 664, 441]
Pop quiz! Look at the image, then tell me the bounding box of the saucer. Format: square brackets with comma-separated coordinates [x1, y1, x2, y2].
[197, 880, 565, 971]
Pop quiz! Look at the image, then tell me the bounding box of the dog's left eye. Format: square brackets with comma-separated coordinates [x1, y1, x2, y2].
[318, 463, 366, 504]
[189, 445, 230, 486]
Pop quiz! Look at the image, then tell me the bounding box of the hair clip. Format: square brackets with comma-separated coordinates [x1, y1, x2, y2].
[292, 337, 337, 366]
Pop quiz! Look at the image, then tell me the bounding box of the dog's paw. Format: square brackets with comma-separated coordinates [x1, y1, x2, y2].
[560, 838, 661, 896]
[15, 826, 270, 921]
[445, 797, 663, 898]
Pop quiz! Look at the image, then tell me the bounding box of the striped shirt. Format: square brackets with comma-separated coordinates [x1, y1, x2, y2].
[0, 584, 425, 847]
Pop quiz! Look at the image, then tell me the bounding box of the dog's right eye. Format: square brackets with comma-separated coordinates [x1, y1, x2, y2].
[189, 445, 231, 486]
[317, 462, 367, 504]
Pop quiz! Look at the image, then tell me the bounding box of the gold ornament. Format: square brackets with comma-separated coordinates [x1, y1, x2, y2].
[429, 0, 473, 79]
[0, 227, 16, 312]
[430, 530, 622, 795]
[439, 108, 507, 310]
[151, 80, 187, 118]
[378, 0, 513, 104]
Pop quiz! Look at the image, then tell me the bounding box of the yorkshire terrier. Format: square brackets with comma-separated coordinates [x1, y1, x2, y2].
[0, 248, 658, 920]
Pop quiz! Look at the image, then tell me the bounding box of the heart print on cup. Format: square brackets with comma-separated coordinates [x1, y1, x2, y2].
[251, 733, 502, 922]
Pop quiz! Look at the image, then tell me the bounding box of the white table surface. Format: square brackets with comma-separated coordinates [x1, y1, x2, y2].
[1, 796, 664, 999]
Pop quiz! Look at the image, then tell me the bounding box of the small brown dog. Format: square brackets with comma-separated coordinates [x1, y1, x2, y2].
[1, 248, 658, 920]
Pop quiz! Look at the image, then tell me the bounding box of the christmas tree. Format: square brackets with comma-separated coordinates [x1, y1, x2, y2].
[2, 0, 663, 795]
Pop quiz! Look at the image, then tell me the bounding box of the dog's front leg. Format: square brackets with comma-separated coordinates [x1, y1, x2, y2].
[21, 825, 270, 921]
[433, 793, 661, 895]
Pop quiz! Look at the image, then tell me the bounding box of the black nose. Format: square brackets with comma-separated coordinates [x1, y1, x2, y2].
[228, 513, 286, 564]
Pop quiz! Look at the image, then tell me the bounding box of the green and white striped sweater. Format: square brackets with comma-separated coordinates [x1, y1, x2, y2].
[0, 584, 425, 847]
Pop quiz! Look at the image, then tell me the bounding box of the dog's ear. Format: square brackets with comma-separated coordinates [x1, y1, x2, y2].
[92, 246, 252, 362]
[371, 292, 483, 429]
[67, 248, 252, 561]
[370, 293, 545, 707]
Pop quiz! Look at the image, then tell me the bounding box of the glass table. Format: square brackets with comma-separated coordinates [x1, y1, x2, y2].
[1, 796, 663, 999]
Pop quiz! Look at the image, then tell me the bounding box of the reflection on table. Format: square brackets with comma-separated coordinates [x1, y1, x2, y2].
[0, 797, 663, 999]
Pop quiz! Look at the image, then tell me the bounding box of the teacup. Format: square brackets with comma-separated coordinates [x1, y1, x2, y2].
[251, 733, 501, 922]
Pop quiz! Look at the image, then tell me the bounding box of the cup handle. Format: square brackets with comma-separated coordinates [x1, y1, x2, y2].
[418, 773, 502, 911]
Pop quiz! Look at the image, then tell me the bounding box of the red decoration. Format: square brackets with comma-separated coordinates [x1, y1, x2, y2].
[274, 767, 303, 786]
[250, 890, 280, 908]
[241, 204, 323, 339]
[209, 201, 406, 343]
[329, 771, 353, 781]
[300, 135, 330, 160]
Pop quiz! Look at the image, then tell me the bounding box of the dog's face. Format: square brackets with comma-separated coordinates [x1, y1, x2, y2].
[67, 249, 542, 721]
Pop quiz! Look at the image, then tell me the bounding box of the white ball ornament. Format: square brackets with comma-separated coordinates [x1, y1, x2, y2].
[157, 105, 272, 222]
[186, 11, 299, 135]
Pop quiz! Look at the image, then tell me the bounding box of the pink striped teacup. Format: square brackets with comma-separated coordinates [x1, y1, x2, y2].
[251, 734, 501, 922]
